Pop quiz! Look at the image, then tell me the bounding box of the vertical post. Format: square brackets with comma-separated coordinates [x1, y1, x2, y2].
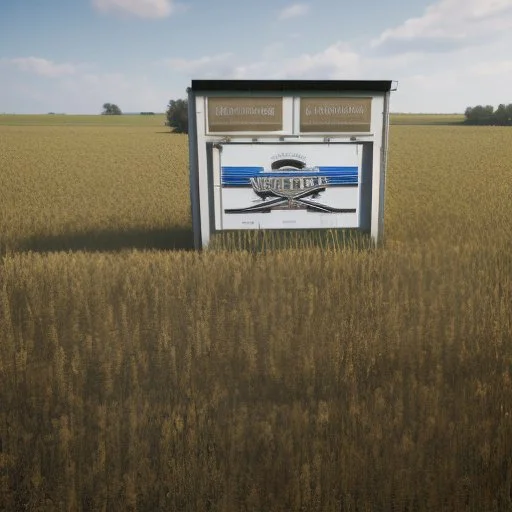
[187, 88, 202, 250]
[196, 99, 211, 249]
[378, 90, 391, 246]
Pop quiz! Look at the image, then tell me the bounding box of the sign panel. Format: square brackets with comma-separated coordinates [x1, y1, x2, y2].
[189, 80, 394, 247]
[219, 143, 362, 230]
[300, 97, 372, 132]
[208, 97, 283, 132]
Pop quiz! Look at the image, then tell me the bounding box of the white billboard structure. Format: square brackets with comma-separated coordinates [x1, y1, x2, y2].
[188, 80, 394, 249]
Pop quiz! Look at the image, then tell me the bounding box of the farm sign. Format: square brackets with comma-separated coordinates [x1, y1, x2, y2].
[207, 97, 283, 132]
[300, 97, 372, 132]
[188, 80, 394, 249]
[220, 143, 361, 230]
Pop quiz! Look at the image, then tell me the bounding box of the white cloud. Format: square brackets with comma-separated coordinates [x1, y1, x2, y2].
[1, 56, 171, 113]
[4, 0, 512, 115]
[393, 64, 507, 112]
[53, 71, 169, 113]
[92, 0, 175, 18]
[262, 42, 285, 61]
[154, 18, 512, 112]
[161, 53, 236, 77]
[373, 0, 512, 52]
[161, 42, 361, 81]
[470, 59, 512, 76]
[8, 57, 77, 77]
[278, 42, 361, 79]
[279, 3, 309, 19]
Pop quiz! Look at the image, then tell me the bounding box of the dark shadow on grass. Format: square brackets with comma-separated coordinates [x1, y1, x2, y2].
[155, 130, 188, 135]
[19, 226, 194, 253]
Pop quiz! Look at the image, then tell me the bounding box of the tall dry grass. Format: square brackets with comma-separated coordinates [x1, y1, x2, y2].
[1, 117, 512, 510]
[0, 119, 189, 255]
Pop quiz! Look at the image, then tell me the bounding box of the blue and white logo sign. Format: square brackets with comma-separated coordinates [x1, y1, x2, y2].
[219, 143, 362, 230]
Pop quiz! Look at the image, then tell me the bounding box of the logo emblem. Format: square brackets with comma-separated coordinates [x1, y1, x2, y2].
[222, 156, 358, 214]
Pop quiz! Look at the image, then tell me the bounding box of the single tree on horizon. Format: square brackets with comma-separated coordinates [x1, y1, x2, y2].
[102, 103, 122, 115]
[166, 99, 188, 133]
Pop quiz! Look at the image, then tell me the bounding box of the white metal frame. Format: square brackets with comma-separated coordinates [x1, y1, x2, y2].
[188, 81, 392, 249]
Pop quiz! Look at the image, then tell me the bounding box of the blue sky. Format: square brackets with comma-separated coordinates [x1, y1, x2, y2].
[1, 0, 512, 114]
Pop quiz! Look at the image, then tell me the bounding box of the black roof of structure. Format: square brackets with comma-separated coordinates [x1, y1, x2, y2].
[191, 79, 393, 92]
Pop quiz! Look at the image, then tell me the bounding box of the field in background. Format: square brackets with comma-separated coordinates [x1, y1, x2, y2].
[1, 114, 512, 511]
[0, 112, 464, 127]
[0, 113, 167, 126]
[390, 113, 465, 125]
[0, 114, 189, 255]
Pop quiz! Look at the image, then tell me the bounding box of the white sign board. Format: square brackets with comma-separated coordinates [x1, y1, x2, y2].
[187, 80, 394, 249]
[218, 143, 362, 230]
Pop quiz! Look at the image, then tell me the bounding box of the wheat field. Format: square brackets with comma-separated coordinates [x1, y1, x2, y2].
[1, 114, 512, 511]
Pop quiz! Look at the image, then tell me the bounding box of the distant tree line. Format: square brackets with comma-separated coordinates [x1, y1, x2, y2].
[464, 104, 512, 125]
[98, 98, 189, 130]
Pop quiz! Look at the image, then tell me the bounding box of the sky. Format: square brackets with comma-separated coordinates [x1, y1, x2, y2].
[1, 0, 512, 114]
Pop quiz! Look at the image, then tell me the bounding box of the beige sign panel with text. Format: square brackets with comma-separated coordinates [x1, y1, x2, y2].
[300, 97, 372, 132]
[208, 97, 283, 132]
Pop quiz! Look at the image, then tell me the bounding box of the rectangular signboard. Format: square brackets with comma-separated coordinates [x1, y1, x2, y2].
[219, 143, 362, 230]
[189, 80, 394, 247]
[300, 97, 372, 132]
[208, 97, 283, 132]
